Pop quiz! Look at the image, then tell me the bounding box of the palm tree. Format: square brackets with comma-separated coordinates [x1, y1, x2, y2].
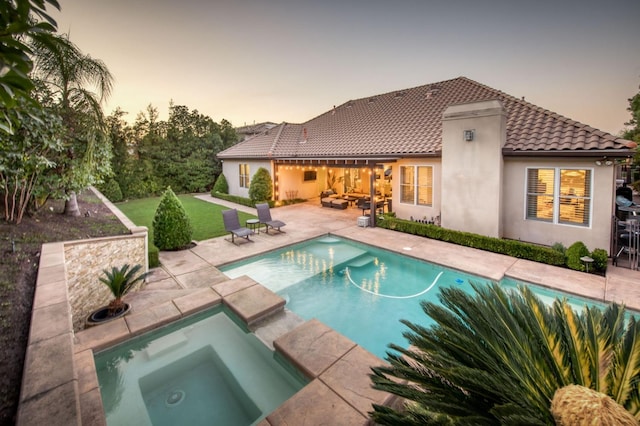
[30, 34, 113, 216]
[0, 0, 60, 134]
[370, 282, 640, 425]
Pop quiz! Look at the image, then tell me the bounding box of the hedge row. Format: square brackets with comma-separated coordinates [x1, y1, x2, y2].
[377, 216, 567, 266]
[210, 192, 274, 208]
[210, 192, 307, 208]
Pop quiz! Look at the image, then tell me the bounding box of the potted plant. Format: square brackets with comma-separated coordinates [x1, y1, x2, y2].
[87, 263, 148, 325]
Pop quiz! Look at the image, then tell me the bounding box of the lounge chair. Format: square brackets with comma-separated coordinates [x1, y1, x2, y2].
[222, 209, 254, 244]
[256, 203, 286, 234]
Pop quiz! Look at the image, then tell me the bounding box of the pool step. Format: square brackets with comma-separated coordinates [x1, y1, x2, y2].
[348, 255, 375, 268]
[145, 332, 188, 359]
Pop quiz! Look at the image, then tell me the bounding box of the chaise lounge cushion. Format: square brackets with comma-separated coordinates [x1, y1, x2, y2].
[331, 199, 348, 209]
[321, 198, 348, 209]
[321, 197, 335, 207]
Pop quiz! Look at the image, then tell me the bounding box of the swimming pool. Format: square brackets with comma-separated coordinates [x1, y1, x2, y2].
[221, 235, 606, 359]
[94, 306, 307, 426]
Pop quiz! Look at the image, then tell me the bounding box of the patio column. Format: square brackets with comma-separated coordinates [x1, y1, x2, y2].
[369, 166, 376, 227]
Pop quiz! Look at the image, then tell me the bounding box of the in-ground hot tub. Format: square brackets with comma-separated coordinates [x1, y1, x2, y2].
[94, 306, 307, 426]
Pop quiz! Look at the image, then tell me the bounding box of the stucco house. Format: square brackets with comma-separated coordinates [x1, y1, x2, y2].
[218, 77, 636, 253]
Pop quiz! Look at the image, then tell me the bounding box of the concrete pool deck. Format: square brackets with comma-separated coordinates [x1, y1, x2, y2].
[167, 195, 640, 311]
[20, 195, 640, 425]
[120, 196, 640, 424]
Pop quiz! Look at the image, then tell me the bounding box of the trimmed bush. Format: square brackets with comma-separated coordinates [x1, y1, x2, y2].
[152, 187, 193, 250]
[211, 192, 274, 208]
[212, 173, 229, 194]
[148, 245, 160, 268]
[98, 179, 123, 202]
[566, 241, 590, 271]
[248, 167, 272, 202]
[551, 242, 566, 255]
[590, 248, 608, 273]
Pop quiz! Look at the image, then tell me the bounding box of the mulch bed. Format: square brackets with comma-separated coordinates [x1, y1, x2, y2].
[0, 192, 129, 425]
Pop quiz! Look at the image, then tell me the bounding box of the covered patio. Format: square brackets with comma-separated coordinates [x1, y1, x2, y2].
[273, 158, 395, 227]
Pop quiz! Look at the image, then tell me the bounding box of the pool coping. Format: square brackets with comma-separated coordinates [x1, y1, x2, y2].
[76, 278, 392, 425]
[20, 230, 638, 426]
[20, 247, 393, 426]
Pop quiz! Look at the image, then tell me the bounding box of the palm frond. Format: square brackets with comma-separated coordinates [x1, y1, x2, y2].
[611, 316, 640, 408]
[99, 263, 147, 301]
[370, 281, 640, 423]
[553, 300, 593, 386]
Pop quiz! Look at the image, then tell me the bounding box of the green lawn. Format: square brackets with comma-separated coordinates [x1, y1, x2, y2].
[116, 195, 256, 246]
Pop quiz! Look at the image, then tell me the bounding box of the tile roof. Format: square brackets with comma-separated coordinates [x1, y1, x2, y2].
[219, 77, 635, 160]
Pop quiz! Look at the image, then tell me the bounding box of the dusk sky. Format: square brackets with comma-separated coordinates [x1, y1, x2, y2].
[52, 0, 640, 135]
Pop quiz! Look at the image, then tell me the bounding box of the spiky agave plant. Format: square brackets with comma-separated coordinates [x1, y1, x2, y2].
[370, 282, 640, 425]
[99, 264, 148, 315]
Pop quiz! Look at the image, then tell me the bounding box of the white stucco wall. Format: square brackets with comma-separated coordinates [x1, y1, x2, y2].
[222, 160, 273, 198]
[391, 160, 442, 222]
[222, 128, 617, 252]
[276, 166, 327, 200]
[502, 158, 615, 252]
[441, 100, 506, 237]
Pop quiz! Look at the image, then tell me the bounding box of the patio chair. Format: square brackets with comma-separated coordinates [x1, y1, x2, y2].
[222, 209, 254, 244]
[256, 203, 286, 234]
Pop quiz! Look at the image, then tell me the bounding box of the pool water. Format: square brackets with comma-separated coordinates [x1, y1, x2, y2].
[221, 235, 607, 359]
[94, 306, 307, 426]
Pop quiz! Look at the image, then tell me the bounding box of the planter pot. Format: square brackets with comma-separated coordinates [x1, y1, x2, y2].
[86, 303, 131, 327]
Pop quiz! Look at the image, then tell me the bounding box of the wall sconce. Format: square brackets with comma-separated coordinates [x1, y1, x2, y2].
[595, 158, 613, 166]
[463, 129, 475, 142]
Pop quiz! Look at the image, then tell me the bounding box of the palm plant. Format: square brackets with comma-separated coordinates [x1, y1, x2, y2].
[0, 0, 60, 133]
[99, 264, 148, 316]
[30, 34, 114, 216]
[370, 282, 640, 425]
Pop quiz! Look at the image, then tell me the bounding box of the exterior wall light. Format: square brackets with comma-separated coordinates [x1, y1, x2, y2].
[595, 158, 613, 166]
[464, 129, 475, 142]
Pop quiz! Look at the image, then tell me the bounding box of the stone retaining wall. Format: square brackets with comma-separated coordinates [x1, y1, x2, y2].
[66, 231, 147, 331]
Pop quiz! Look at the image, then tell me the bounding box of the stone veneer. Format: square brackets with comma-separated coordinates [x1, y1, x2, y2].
[66, 230, 148, 331]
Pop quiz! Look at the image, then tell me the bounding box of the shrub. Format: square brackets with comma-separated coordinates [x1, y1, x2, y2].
[551, 242, 566, 255]
[590, 248, 608, 273]
[279, 198, 307, 206]
[152, 187, 193, 250]
[98, 179, 123, 202]
[210, 192, 274, 208]
[212, 173, 229, 194]
[566, 241, 590, 271]
[148, 245, 160, 268]
[376, 216, 566, 266]
[248, 167, 272, 202]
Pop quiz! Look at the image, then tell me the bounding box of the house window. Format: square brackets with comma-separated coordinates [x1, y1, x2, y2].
[400, 166, 433, 206]
[303, 170, 317, 182]
[526, 168, 591, 226]
[239, 164, 250, 188]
